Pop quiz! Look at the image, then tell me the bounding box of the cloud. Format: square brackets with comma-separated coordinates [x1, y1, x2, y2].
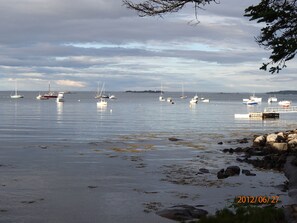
[56, 79, 86, 88]
[0, 0, 295, 92]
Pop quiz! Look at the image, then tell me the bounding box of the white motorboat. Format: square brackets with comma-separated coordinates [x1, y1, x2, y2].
[159, 96, 165, 102]
[250, 93, 262, 103]
[268, 96, 277, 103]
[201, 98, 210, 103]
[10, 81, 24, 99]
[190, 98, 198, 104]
[278, 100, 291, 107]
[167, 97, 173, 103]
[109, 95, 117, 100]
[56, 92, 65, 102]
[166, 97, 174, 104]
[243, 99, 258, 105]
[243, 93, 262, 103]
[190, 94, 198, 104]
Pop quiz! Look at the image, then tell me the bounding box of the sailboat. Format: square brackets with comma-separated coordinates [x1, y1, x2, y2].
[95, 82, 101, 99]
[180, 84, 187, 99]
[10, 81, 24, 99]
[95, 82, 109, 99]
[97, 83, 107, 107]
[43, 81, 58, 99]
[159, 83, 165, 101]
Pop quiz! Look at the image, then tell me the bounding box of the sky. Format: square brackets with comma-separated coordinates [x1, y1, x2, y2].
[0, 0, 296, 93]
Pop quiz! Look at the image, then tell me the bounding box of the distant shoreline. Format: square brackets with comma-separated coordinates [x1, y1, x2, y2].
[266, 90, 297, 94]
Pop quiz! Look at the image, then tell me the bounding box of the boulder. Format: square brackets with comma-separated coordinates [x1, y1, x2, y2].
[266, 134, 278, 144]
[217, 169, 227, 179]
[272, 143, 288, 152]
[288, 134, 297, 141]
[217, 166, 240, 179]
[276, 132, 286, 142]
[225, 166, 240, 176]
[157, 205, 208, 221]
[253, 135, 266, 146]
[288, 139, 297, 152]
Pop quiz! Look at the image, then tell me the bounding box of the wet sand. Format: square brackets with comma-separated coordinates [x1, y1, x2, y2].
[0, 133, 292, 223]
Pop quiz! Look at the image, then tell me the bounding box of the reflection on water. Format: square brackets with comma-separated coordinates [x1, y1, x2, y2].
[97, 104, 107, 113]
[56, 102, 63, 120]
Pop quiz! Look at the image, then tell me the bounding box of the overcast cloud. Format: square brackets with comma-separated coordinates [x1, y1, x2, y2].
[0, 0, 296, 92]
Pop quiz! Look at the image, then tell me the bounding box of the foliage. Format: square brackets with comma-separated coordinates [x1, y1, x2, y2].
[122, 0, 218, 17]
[123, 0, 297, 74]
[197, 206, 287, 223]
[245, 0, 297, 73]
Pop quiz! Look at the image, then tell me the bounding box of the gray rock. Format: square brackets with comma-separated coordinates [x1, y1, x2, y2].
[217, 166, 240, 179]
[225, 166, 240, 176]
[217, 169, 227, 179]
[157, 205, 208, 221]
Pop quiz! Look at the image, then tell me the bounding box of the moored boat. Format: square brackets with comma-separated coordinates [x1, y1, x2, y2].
[10, 81, 24, 99]
[180, 84, 187, 99]
[201, 98, 210, 103]
[278, 100, 291, 107]
[42, 82, 58, 99]
[243, 99, 258, 105]
[56, 92, 65, 102]
[36, 93, 49, 100]
[190, 94, 198, 104]
[109, 95, 117, 100]
[268, 96, 278, 103]
[97, 98, 107, 107]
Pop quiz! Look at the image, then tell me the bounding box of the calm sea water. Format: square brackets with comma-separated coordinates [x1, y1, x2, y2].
[0, 91, 296, 143]
[0, 91, 295, 223]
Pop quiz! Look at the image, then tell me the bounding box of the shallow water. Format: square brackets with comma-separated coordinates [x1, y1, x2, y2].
[0, 92, 296, 222]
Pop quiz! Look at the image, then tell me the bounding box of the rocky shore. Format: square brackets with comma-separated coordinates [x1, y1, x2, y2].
[221, 129, 297, 223]
[157, 130, 297, 222]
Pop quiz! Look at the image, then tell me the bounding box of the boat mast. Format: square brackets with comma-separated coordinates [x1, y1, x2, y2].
[15, 81, 18, 95]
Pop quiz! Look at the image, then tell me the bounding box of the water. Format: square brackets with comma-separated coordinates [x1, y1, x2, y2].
[0, 91, 296, 143]
[0, 91, 296, 223]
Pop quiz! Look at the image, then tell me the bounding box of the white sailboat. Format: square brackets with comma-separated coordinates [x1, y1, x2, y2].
[180, 84, 187, 99]
[95, 82, 101, 99]
[97, 84, 107, 107]
[95, 82, 109, 99]
[10, 81, 24, 99]
[159, 83, 165, 101]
